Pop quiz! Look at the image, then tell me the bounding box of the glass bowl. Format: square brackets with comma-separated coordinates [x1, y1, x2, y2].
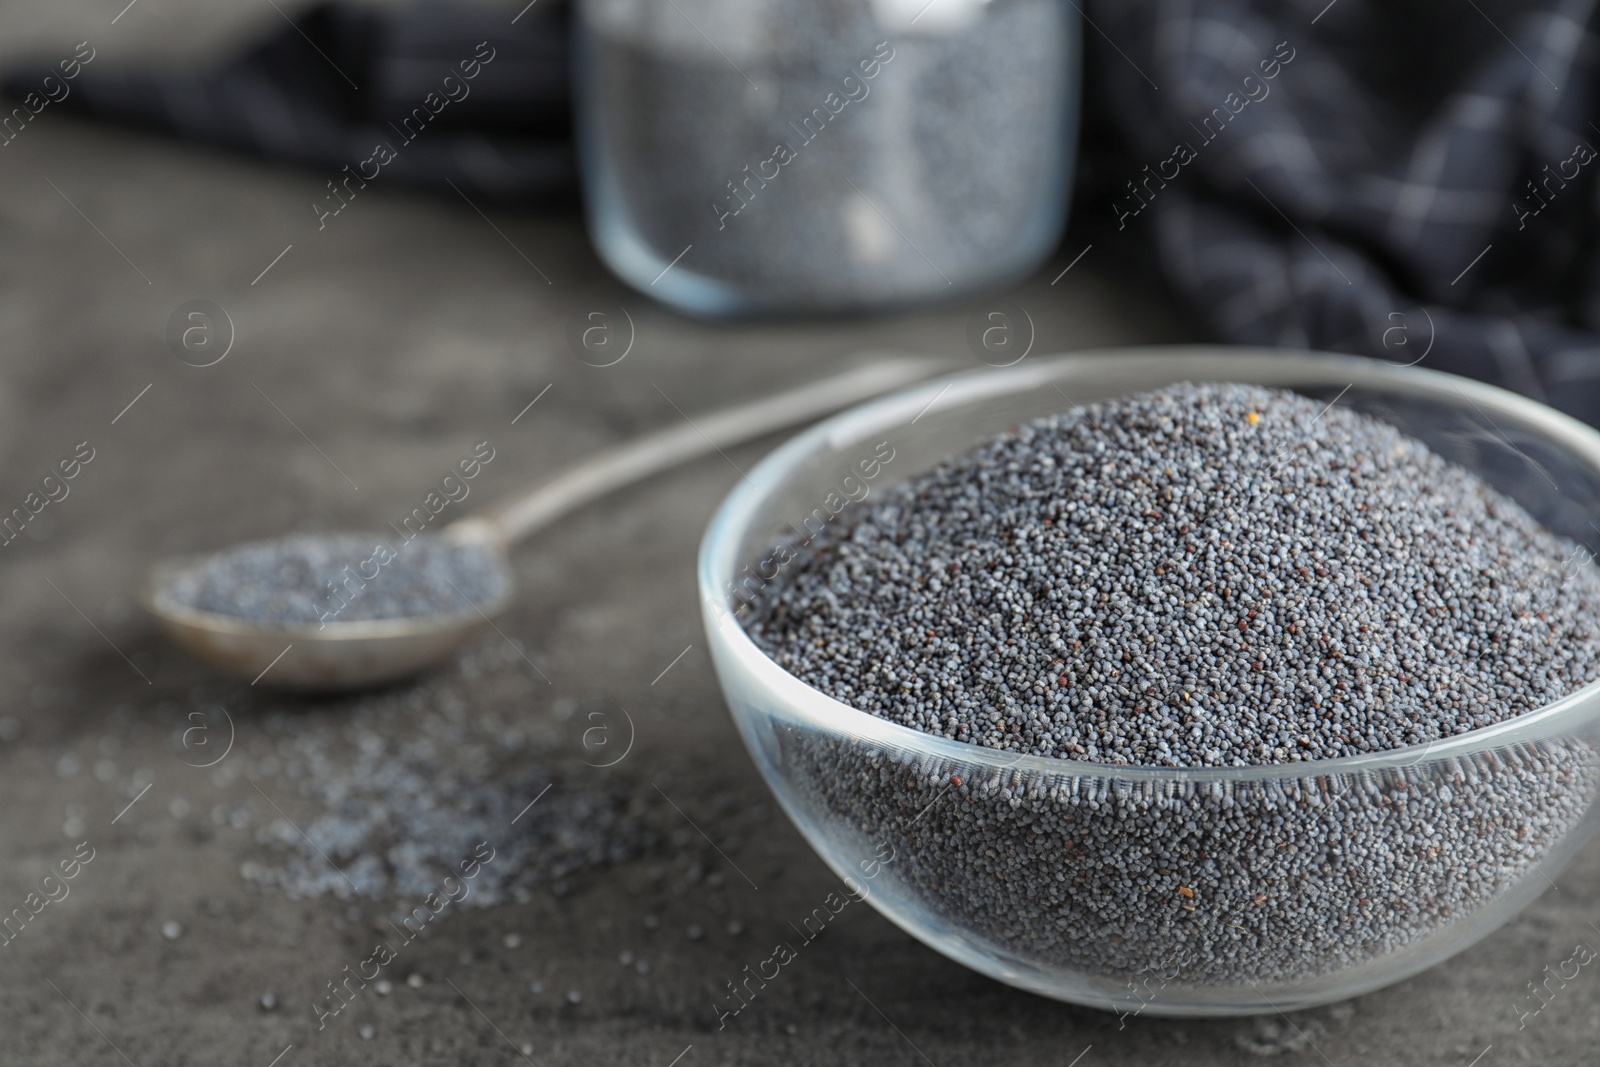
[697, 347, 1600, 1016]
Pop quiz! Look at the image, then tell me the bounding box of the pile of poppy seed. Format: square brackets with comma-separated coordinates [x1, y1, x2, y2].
[747, 382, 1600, 985]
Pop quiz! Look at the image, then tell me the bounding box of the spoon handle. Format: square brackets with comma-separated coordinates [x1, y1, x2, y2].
[467, 354, 951, 546]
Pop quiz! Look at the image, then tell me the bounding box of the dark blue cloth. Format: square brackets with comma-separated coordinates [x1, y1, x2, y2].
[0, 1, 574, 201]
[1082, 0, 1600, 423]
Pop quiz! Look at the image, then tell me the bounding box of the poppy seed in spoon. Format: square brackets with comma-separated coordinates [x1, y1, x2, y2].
[162, 534, 510, 625]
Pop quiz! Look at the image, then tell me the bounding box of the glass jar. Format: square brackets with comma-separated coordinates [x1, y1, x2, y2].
[574, 0, 1079, 317]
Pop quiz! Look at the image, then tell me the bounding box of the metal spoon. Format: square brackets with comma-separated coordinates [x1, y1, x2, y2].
[144, 356, 949, 690]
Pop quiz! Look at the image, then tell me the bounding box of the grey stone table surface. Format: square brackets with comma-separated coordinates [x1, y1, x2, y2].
[0, 2, 1596, 1065]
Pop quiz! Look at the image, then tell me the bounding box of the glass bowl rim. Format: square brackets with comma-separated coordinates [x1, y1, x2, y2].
[698, 346, 1600, 784]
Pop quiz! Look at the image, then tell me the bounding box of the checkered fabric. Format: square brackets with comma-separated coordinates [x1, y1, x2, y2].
[0, 1, 574, 202]
[1087, 0, 1600, 422]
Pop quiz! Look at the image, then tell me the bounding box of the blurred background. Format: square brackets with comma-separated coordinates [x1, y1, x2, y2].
[1, 1, 1597, 1064]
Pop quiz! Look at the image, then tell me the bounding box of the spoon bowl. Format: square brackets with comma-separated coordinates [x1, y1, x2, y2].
[144, 528, 515, 690]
